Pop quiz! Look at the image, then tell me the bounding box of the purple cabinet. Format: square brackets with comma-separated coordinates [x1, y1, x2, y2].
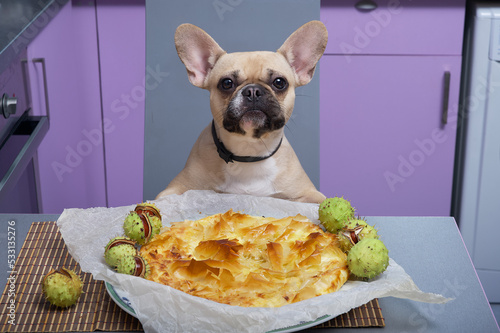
[28, 1, 145, 213]
[28, 2, 106, 213]
[95, 0, 145, 208]
[320, 56, 462, 216]
[321, 0, 465, 56]
[319, 1, 465, 216]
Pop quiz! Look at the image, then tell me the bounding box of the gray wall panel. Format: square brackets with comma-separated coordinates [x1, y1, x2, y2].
[144, 0, 321, 200]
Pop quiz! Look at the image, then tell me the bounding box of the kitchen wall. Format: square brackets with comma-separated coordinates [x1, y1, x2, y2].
[3, 0, 466, 217]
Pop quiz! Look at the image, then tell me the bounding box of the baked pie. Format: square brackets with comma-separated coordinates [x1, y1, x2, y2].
[140, 210, 349, 307]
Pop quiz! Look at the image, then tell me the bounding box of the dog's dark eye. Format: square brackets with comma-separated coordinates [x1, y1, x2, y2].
[219, 78, 234, 90]
[272, 77, 287, 90]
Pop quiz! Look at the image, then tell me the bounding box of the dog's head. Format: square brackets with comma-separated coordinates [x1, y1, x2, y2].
[175, 21, 328, 139]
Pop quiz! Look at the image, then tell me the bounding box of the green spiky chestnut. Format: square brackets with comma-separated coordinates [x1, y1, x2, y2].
[347, 238, 389, 280]
[318, 197, 355, 233]
[104, 237, 138, 268]
[116, 255, 150, 278]
[134, 202, 162, 237]
[337, 218, 379, 253]
[123, 211, 154, 245]
[41, 268, 83, 308]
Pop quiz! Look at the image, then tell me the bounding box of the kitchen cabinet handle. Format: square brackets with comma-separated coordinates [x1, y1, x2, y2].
[441, 71, 450, 126]
[32, 58, 51, 123]
[355, 0, 378, 12]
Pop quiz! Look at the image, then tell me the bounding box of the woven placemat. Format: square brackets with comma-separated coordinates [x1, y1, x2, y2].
[0, 222, 384, 332]
[0, 222, 141, 332]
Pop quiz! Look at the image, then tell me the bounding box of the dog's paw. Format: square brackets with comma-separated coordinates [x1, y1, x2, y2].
[295, 190, 327, 204]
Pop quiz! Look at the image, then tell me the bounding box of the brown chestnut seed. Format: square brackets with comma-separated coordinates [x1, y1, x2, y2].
[116, 255, 149, 278]
[106, 238, 136, 250]
[135, 204, 161, 220]
[134, 256, 147, 277]
[138, 213, 152, 243]
[340, 225, 364, 246]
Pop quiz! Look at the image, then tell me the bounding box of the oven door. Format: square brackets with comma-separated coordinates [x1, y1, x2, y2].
[0, 50, 49, 213]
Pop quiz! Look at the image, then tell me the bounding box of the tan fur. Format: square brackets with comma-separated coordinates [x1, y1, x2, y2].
[156, 21, 328, 204]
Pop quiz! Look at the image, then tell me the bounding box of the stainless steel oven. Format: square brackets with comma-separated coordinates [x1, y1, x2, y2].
[0, 49, 49, 213]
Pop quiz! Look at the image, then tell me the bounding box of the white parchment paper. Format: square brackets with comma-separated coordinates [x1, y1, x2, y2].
[56, 190, 452, 333]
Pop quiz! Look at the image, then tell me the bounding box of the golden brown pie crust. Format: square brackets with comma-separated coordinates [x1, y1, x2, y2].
[140, 210, 349, 307]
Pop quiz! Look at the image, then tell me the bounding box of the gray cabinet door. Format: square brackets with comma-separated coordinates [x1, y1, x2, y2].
[144, 0, 321, 200]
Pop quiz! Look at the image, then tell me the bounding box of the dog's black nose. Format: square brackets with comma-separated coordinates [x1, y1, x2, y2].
[241, 84, 263, 101]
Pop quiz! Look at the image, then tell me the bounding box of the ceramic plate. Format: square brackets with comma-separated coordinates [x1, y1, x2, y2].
[105, 282, 136, 317]
[105, 282, 336, 333]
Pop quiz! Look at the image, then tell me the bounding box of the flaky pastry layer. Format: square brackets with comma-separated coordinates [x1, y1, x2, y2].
[140, 210, 348, 307]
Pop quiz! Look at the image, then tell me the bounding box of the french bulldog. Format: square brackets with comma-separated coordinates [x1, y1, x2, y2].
[156, 21, 328, 203]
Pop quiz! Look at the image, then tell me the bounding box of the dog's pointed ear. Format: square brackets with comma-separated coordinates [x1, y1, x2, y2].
[277, 21, 328, 87]
[175, 24, 226, 88]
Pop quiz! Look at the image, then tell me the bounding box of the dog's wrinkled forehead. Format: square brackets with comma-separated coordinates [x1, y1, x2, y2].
[208, 51, 295, 86]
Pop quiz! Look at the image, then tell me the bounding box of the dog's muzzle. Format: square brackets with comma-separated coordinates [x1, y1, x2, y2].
[223, 83, 285, 138]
